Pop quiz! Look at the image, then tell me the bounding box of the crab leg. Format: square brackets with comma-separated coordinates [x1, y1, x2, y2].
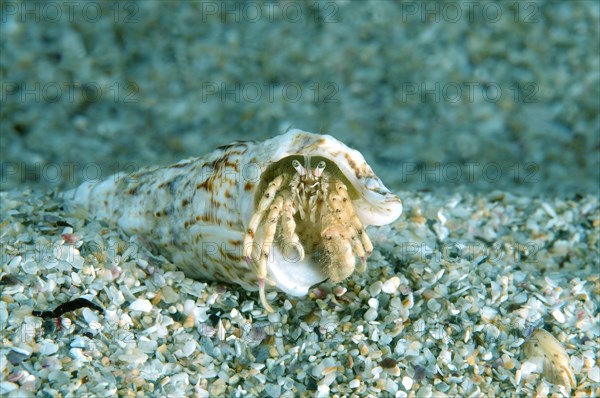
[280, 191, 304, 261]
[258, 195, 284, 312]
[243, 174, 286, 262]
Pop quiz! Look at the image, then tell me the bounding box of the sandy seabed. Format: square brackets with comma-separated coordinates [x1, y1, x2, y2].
[1, 1, 599, 397]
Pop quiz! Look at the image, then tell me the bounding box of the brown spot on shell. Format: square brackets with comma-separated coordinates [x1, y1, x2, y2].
[218, 246, 240, 262]
[181, 199, 190, 206]
[244, 182, 254, 191]
[196, 179, 213, 191]
[215, 142, 249, 152]
[209, 155, 239, 173]
[197, 214, 211, 222]
[344, 152, 361, 179]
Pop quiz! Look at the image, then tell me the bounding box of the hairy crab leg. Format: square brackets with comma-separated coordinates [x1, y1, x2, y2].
[350, 235, 367, 272]
[334, 179, 373, 257]
[258, 195, 284, 312]
[243, 174, 286, 262]
[281, 191, 305, 262]
[320, 187, 357, 281]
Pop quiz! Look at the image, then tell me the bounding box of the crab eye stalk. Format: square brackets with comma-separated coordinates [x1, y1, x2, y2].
[292, 159, 305, 176]
[313, 161, 326, 178]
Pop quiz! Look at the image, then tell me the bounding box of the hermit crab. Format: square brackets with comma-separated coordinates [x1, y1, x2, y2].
[64, 129, 402, 311]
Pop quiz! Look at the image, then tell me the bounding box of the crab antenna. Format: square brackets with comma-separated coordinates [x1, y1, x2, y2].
[304, 155, 312, 179]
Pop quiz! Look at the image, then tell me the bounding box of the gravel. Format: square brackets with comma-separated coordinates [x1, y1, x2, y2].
[1, 189, 598, 397]
[1, 1, 599, 397]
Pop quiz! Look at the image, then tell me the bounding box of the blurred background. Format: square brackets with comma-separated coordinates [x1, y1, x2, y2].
[1, 0, 598, 195]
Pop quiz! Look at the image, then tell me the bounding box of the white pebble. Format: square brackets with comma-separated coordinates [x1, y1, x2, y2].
[551, 240, 569, 256]
[119, 349, 148, 365]
[129, 298, 153, 313]
[161, 286, 180, 304]
[349, 379, 360, 389]
[320, 372, 337, 386]
[82, 308, 99, 324]
[541, 202, 557, 218]
[382, 277, 400, 294]
[136, 258, 148, 268]
[138, 337, 158, 353]
[265, 384, 281, 398]
[368, 298, 379, 309]
[268, 312, 281, 323]
[70, 336, 88, 349]
[183, 299, 196, 315]
[513, 291, 528, 304]
[70, 272, 82, 286]
[589, 366, 600, 383]
[570, 355, 584, 374]
[61, 317, 72, 330]
[21, 258, 38, 275]
[364, 308, 378, 321]
[39, 340, 59, 355]
[0, 381, 18, 393]
[106, 286, 125, 306]
[552, 309, 566, 323]
[8, 255, 22, 269]
[384, 379, 398, 394]
[206, 293, 218, 305]
[405, 341, 422, 356]
[369, 281, 382, 296]
[402, 376, 413, 390]
[181, 340, 196, 357]
[311, 363, 324, 377]
[427, 299, 441, 312]
[480, 306, 498, 321]
[333, 286, 347, 296]
[3, 285, 24, 295]
[316, 384, 330, 398]
[371, 366, 383, 376]
[520, 360, 542, 377]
